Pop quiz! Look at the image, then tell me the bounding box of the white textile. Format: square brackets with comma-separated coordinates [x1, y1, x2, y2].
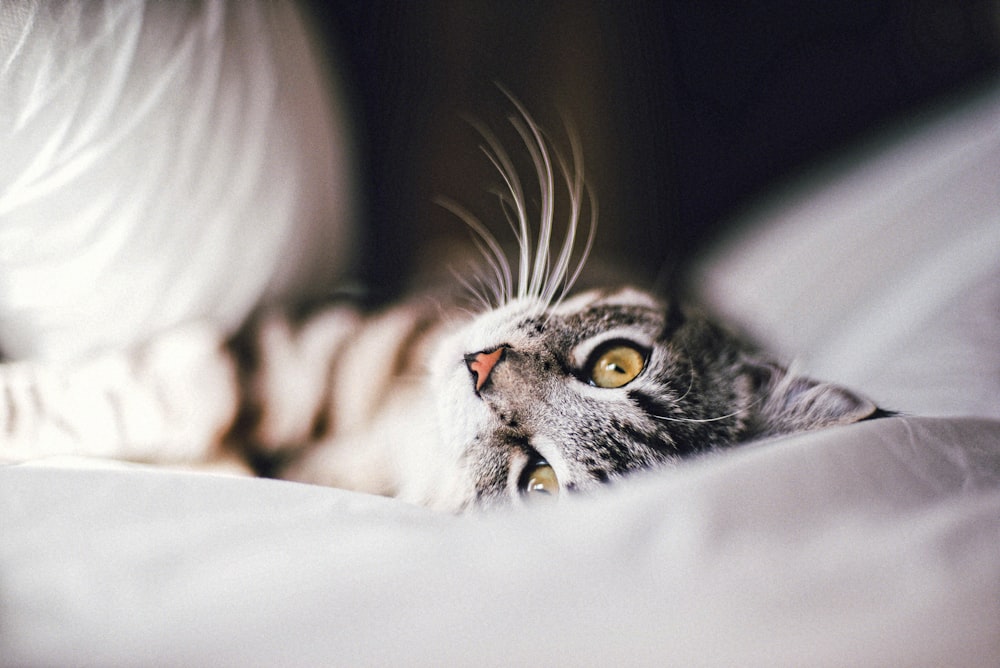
[0, 0, 356, 361]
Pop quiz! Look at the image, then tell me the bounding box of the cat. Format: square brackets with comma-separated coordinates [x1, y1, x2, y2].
[0, 100, 887, 512]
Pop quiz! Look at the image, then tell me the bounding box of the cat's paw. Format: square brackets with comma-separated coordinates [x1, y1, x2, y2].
[0, 322, 239, 464]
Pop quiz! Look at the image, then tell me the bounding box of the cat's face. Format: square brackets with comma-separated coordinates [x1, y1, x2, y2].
[416, 286, 879, 511]
[408, 96, 879, 511]
[427, 288, 693, 509]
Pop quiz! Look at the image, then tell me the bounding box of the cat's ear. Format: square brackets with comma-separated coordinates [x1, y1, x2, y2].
[748, 363, 880, 437]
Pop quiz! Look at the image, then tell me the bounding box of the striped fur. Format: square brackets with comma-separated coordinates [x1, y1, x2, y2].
[0, 100, 886, 510]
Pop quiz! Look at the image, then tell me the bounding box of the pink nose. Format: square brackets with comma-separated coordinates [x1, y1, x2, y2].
[464, 347, 506, 392]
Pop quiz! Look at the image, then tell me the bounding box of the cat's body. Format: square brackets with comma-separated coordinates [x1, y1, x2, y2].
[258, 284, 879, 511]
[0, 104, 885, 511]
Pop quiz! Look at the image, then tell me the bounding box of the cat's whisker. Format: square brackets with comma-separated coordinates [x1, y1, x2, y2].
[507, 111, 555, 303]
[674, 369, 697, 404]
[651, 392, 768, 425]
[456, 89, 597, 318]
[449, 266, 493, 312]
[542, 136, 577, 306]
[431, 300, 464, 325]
[565, 191, 598, 296]
[435, 196, 512, 307]
[469, 238, 510, 306]
[543, 123, 595, 313]
[442, 305, 480, 326]
[651, 409, 746, 425]
[449, 262, 486, 308]
[494, 190, 524, 245]
[664, 346, 701, 405]
[475, 273, 505, 311]
[470, 118, 532, 303]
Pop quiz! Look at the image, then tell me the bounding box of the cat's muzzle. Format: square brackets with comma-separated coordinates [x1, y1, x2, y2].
[464, 346, 507, 394]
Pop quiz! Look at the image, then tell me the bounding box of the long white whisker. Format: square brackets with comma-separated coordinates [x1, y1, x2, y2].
[435, 196, 512, 304]
[490, 189, 526, 256]
[468, 118, 532, 302]
[674, 367, 697, 404]
[559, 188, 597, 308]
[450, 87, 599, 317]
[652, 409, 745, 425]
[652, 393, 767, 425]
[549, 137, 578, 296]
[508, 113, 555, 302]
[544, 124, 594, 311]
[470, 237, 508, 306]
[449, 266, 493, 312]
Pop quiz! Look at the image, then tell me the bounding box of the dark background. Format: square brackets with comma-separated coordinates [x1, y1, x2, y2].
[303, 1, 1000, 302]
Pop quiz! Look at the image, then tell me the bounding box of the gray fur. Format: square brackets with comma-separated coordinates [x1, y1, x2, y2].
[262, 98, 885, 511]
[411, 97, 883, 509]
[441, 288, 879, 509]
[0, 95, 884, 513]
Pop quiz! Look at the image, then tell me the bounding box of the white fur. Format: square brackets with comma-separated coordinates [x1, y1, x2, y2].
[0, 323, 237, 464]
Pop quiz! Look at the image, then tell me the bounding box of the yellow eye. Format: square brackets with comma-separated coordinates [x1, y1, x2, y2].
[520, 460, 559, 500]
[588, 343, 646, 388]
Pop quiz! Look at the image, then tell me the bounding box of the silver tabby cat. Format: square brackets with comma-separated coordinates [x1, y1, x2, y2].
[0, 102, 884, 511]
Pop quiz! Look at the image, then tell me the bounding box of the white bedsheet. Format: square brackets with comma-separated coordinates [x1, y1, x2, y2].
[2, 416, 998, 666]
[2, 3, 998, 664]
[694, 77, 1000, 421]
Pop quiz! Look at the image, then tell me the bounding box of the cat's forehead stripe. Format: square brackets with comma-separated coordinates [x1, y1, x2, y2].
[557, 303, 663, 338]
[552, 286, 660, 314]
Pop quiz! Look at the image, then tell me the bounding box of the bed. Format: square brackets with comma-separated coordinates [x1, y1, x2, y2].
[2, 2, 998, 665]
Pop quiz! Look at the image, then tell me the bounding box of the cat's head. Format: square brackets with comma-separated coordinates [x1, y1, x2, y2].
[409, 96, 879, 511]
[418, 287, 878, 510]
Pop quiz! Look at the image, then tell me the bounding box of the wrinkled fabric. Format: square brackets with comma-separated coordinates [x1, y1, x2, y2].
[1, 417, 998, 666]
[0, 1, 356, 361]
[1, 4, 998, 667]
[695, 77, 1000, 420]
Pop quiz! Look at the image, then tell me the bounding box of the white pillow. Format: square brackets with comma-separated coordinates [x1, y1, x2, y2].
[0, 0, 357, 362]
[693, 78, 1000, 419]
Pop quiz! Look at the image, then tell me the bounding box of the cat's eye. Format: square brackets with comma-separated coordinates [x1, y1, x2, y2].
[587, 342, 646, 388]
[519, 459, 559, 500]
